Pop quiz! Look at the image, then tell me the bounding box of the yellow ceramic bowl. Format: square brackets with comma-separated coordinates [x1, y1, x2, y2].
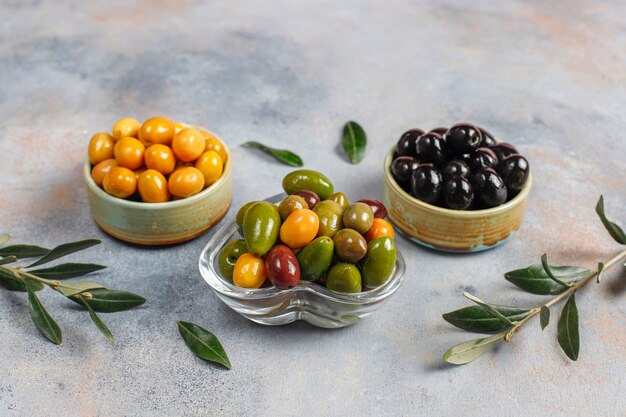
[83, 131, 232, 245]
[382, 147, 531, 252]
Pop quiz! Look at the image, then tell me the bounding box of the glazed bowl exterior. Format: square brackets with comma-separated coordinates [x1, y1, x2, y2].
[84, 132, 232, 245]
[199, 193, 406, 328]
[382, 147, 532, 252]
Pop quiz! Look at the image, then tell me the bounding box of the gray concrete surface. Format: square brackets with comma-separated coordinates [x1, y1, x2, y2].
[1, 1, 625, 416]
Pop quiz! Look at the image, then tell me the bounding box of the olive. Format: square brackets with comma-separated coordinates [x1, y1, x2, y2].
[410, 164, 443, 205]
[265, 245, 300, 289]
[333, 228, 368, 263]
[282, 169, 334, 200]
[297, 236, 334, 281]
[396, 129, 423, 157]
[361, 237, 396, 289]
[499, 155, 529, 193]
[490, 142, 518, 162]
[357, 199, 388, 219]
[294, 190, 320, 209]
[471, 168, 507, 208]
[327, 192, 349, 211]
[429, 127, 448, 135]
[441, 160, 470, 181]
[468, 147, 499, 171]
[444, 123, 483, 155]
[313, 200, 344, 238]
[443, 176, 474, 210]
[390, 156, 419, 191]
[218, 239, 248, 283]
[236, 201, 257, 234]
[325, 263, 362, 293]
[342, 202, 374, 234]
[242, 201, 281, 256]
[479, 127, 496, 147]
[416, 132, 448, 165]
[278, 195, 308, 221]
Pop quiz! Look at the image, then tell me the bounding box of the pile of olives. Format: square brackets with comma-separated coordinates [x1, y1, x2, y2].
[218, 170, 397, 294]
[391, 123, 530, 210]
[88, 116, 227, 203]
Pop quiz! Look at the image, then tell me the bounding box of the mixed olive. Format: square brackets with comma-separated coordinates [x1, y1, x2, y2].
[218, 170, 397, 294]
[390, 123, 530, 210]
[88, 116, 227, 203]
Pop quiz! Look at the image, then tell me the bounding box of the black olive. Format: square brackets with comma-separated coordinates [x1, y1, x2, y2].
[429, 127, 448, 135]
[410, 163, 443, 205]
[479, 128, 496, 147]
[396, 129, 424, 157]
[391, 156, 420, 191]
[416, 132, 448, 165]
[469, 147, 499, 171]
[442, 160, 470, 181]
[499, 155, 529, 193]
[392, 150, 401, 160]
[444, 123, 483, 155]
[471, 168, 507, 208]
[443, 176, 474, 210]
[490, 142, 518, 162]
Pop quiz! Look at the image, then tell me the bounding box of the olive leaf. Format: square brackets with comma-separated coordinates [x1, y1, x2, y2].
[596, 262, 604, 284]
[462, 292, 515, 326]
[342, 121, 367, 164]
[55, 281, 105, 297]
[76, 297, 114, 344]
[443, 332, 507, 365]
[27, 263, 106, 280]
[0, 268, 44, 292]
[241, 141, 303, 167]
[557, 294, 579, 361]
[540, 306, 550, 330]
[505, 264, 590, 295]
[69, 288, 146, 312]
[0, 234, 10, 245]
[27, 282, 62, 345]
[177, 321, 231, 369]
[443, 305, 530, 334]
[541, 254, 572, 288]
[0, 244, 50, 259]
[595, 195, 626, 245]
[0, 256, 17, 266]
[28, 239, 101, 267]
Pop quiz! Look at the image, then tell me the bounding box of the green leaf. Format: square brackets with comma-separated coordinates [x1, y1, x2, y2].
[76, 297, 115, 344]
[557, 293, 579, 361]
[55, 281, 104, 297]
[342, 121, 367, 164]
[241, 141, 303, 167]
[595, 195, 626, 244]
[0, 268, 44, 292]
[177, 321, 231, 369]
[69, 288, 146, 312]
[540, 306, 550, 330]
[443, 332, 506, 365]
[0, 244, 50, 259]
[26, 282, 62, 344]
[443, 305, 530, 334]
[541, 254, 571, 288]
[462, 292, 515, 326]
[505, 264, 590, 295]
[0, 234, 10, 245]
[27, 263, 106, 280]
[0, 256, 17, 265]
[28, 239, 100, 267]
[596, 262, 604, 284]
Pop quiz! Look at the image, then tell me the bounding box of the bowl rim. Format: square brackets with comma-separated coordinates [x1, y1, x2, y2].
[383, 145, 532, 217]
[84, 128, 231, 209]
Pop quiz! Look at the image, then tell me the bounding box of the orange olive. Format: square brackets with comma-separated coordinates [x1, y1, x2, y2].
[91, 159, 118, 187]
[133, 167, 146, 181]
[194, 151, 223, 188]
[233, 253, 267, 288]
[203, 132, 227, 162]
[138, 169, 170, 203]
[364, 218, 395, 242]
[144, 144, 176, 175]
[173, 121, 186, 135]
[103, 167, 137, 198]
[138, 116, 175, 146]
[114, 137, 146, 170]
[279, 209, 320, 249]
[172, 128, 206, 162]
[88, 132, 115, 165]
[112, 117, 141, 140]
[168, 166, 205, 198]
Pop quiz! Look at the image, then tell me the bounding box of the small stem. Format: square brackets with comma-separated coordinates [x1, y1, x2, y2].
[0, 264, 61, 287]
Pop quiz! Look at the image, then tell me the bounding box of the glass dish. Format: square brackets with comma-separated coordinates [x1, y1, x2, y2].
[198, 193, 406, 328]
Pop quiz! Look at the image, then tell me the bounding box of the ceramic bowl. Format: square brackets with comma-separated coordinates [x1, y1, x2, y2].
[382, 147, 532, 252]
[199, 193, 406, 328]
[83, 132, 232, 245]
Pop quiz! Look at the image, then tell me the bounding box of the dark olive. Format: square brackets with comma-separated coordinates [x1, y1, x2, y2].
[390, 156, 419, 191]
[410, 163, 443, 205]
[479, 128, 496, 147]
[490, 142, 518, 162]
[293, 190, 320, 209]
[471, 168, 507, 208]
[499, 155, 529, 193]
[443, 176, 474, 210]
[444, 123, 483, 155]
[265, 245, 301, 289]
[468, 147, 499, 171]
[416, 132, 448, 165]
[396, 129, 423, 157]
[333, 228, 368, 263]
[357, 199, 388, 219]
[429, 127, 448, 135]
[442, 160, 470, 181]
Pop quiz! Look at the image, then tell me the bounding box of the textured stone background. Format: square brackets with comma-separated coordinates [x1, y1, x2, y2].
[1, 1, 625, 416]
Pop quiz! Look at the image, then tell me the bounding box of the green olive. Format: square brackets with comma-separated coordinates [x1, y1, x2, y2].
[296, 236, 334, 281]
[282, 169, 334, 200]
[278, 195, 308, 221]
[313, 200, 343, 238]
[326, 263, 362, 293]
[342, 202, 374, 234]
[236, 201, 257, 234]
[333, 228, 367, 263]
[328, 192, 349, 211]
[218, 239, 248, 283]
[243, 201, 281, 256]
[361, 237, 396, 288]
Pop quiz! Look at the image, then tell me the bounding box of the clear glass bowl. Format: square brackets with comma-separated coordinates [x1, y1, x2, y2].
[198, 193, 406, 328]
